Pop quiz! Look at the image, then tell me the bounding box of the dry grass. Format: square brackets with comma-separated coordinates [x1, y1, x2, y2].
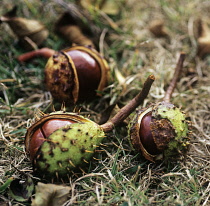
[0, 0, 210, 205]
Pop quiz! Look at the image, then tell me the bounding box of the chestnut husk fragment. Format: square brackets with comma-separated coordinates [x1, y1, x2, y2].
[44, 45, 109, 104]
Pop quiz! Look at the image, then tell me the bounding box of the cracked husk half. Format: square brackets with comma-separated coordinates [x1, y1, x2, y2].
[130, 101, 190, 162]
[44, 45, 109, 104]
[25, 111, 105, 181]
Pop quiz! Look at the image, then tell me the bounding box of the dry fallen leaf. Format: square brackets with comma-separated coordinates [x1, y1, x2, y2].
[31, 182, 71, 206]
[9, 176, 34, 202]
[196, 19, 210, 58]
[0, 6, 48, 50]
[148, 20, 169, 38]
[55, 3, 97, 48]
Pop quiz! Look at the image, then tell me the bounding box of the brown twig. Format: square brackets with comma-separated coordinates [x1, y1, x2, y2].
[100, 75, 155, 132]
[163, 52, 186, 103]
[17, 47, 55, 62]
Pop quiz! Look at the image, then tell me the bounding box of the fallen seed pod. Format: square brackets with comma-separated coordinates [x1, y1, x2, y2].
[0, 6, 48, 50]
[44, 45, 109, 104]
[25, 75, 155, 182]
[129, 53, 191, 162]
[25, 111, 105, 181]
[130, 102, 190, 162]
[55, 10, 96, 48]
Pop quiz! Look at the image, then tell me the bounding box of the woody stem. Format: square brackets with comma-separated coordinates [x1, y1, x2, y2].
[17, 48, 55, 62]
[101, 75, 155, 132]
[163, 52, 186, 103]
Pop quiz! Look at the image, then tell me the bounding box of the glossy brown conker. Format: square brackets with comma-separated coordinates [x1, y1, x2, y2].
[139, 112, 161, 155]
[27, 118, 76, 161]
[44, 45, 109, 104]
[25, 111, 106, 181]
[130, 102, 190, 162]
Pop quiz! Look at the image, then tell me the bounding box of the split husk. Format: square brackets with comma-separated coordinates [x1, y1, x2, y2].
[44, 45, 109, 104]
[129, 53, 191, 162]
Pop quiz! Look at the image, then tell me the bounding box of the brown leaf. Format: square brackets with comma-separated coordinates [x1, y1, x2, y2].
[148, 20, 169, 38]
[9, 176, 34, 202]
[196, 19, 210, 58]
[31, 182, 71, 206]
[55, 4, 97, 48]
[0, 6, 48, 50]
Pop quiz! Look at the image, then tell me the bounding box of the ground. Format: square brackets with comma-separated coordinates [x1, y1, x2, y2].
[0, 0, 210, 205]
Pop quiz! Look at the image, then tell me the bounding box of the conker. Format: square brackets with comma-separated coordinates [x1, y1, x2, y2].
[138, 111, 160, 155]
[44, 45, 109, 104]
[25, 111, 104, 181]
[27, 118, 76, 161]
[130, 102, 190, 162]
[129, 53, 191, 162]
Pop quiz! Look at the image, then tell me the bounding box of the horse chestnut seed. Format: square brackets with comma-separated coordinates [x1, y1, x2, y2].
[139, 111, 161, 155]
[44, 45, 109, 104]
[27, 118, 76, 161]
[25, 111, 105, 181]
[130, 101, 190, 162]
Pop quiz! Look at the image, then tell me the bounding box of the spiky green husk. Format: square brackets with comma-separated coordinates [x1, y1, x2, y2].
[129, 101, 190, 162]
[153, 101, 190, 160]
[33, 121, 105, 180]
